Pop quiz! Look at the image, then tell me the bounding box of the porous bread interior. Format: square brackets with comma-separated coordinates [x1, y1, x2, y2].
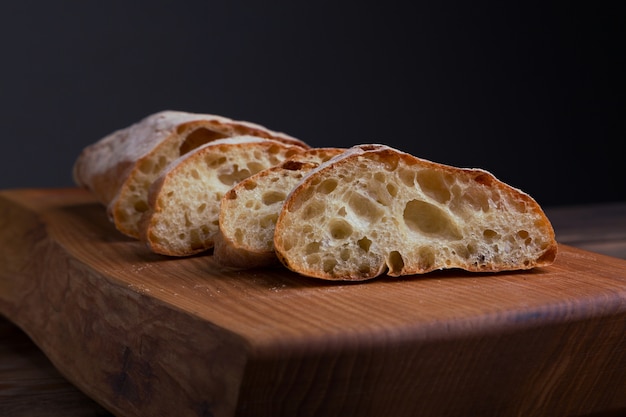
[145, 139, 303, 255]
[274, 149, 556, 280]
[285, 147, 346, 164]
[219, 147, 346, 255]
[111, 122, 305, 238]
[221, 161, 319, 253]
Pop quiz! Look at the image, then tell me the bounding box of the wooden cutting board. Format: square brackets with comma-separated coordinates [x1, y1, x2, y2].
[1, 188, 625, 417]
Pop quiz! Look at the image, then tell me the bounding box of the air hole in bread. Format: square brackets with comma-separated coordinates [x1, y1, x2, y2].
[306, 253, 320, 266]
[190, 169, 201, 180]
[301, 201, 325, 220]
[386, 183, 398, 197]
[305, 241, 320, 255]
[383, 156, 399, 171]
[398, 168, 415, 187]
[403, 200, 462, 240]
[218, 165, 251, 186]
[340, 248, 351, 261]
[387, 251, 404, 275]
[134, 200, 149, 213]
[374, 172, 385, 182]
[247, 161, 266, 175]
[137, 159, 152, 175]
[338, 206, 347, 216]
[323, 258, 337, 274]
[267, 144, 284, 155]
[473, 173, 493, 186]
[483, 229, 499, 240]
[415, 170, 452, 204]
[517, 230, 532, 246]
[280, 235, 294, 251]
[178, 127, 228, 155]
[358, 236, 372, 252]
[329, 218, 353, 240]
[205, 155, 227, 168]
[348, 192, 383, 222]
[284, 149, 303, 160]
[282, 160, 306, 171]
[138, 156, 168, 175]
[260, 213, 278, 228]
[358, 263, 371, 275]
[262, 191, 286, 205]
[418, 247, 435, 270]
[318, 179, 338, 194]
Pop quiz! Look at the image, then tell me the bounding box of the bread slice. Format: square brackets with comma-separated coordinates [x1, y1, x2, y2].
[273, 144, 558, 281]
[140, 136, 306, 256]
[73, 110, 308, 239]
[213, 147, 345, 268]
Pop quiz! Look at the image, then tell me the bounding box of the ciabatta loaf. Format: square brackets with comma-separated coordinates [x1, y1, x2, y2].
[273, 144, 558, 281]
[214, 147, 345, 268]
[140, 136, 305, 256]
[73, 110, 308, 238]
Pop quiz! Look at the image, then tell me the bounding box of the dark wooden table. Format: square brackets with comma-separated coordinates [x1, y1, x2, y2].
[1, 201, 626, 417]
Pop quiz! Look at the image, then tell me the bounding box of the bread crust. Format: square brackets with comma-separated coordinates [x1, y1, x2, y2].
[273, 144, 558, 280]
[73, 110, 308, 238]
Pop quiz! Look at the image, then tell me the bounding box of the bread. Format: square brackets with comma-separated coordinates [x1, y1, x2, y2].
[273, 144, 558, 281]
[140, 136, 306, 256]
[72, 110, 308, 238]
[213, 147, 345, 268]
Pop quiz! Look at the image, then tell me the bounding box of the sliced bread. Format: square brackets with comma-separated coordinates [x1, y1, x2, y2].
[273, 144, 558, 280]
[213, 147, 345, 268]
[73, 110, 308, 238]
[140, 136, 305, 256]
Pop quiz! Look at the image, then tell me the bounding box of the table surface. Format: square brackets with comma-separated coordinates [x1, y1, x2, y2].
[1, 200, 626, 417]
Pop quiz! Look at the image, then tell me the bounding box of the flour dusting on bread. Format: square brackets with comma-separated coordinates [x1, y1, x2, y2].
[73, 110, 308, 238]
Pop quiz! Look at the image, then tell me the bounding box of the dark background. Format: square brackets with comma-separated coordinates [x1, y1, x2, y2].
[1, 1, 623, 207]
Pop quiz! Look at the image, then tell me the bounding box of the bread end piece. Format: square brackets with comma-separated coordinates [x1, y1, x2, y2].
[73, 110, 309, 239]
[274, 144, 558, 281]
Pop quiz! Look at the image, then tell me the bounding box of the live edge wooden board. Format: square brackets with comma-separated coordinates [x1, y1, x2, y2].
[1, 189, 625, 417]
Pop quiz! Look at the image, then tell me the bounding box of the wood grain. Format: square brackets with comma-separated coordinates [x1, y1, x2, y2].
[1, 188, 626, 417]
[0, 317, 113, 417]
